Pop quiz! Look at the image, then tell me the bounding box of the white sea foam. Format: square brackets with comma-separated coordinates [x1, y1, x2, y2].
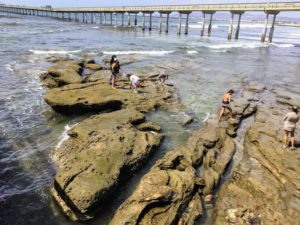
[92, 26, 99, 29]
[270, 43, 295, 48]
[207, 42, 265, 49]
[187, 50, 198, 54]
[29, 49, 81, 55]
[55, 123, 78, 149]
[202, 112, 210, 122]
[102, 50, 174, 55]
[4, 64, 14, 72]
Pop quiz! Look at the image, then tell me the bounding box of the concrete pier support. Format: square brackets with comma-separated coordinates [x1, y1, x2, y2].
[69, 12, 71, 21]
[104, 13, 107, 24]
[92, 13, 96, 23]
[115, 13, 118, 26]
[110, 13, 113, 25]
[166, 13, 170, 33]
[261, 13, 269, 42]
[128, 13, 131, 26]
[185, 13, 190, 35]
[121, 13, 124, 26]
[208, 13, 214, 37]
[149, 13, 153, 31]
[142, 13, 145, 31]
[235, 13, 243, 39]
[99, 13, 102, 24]
[177, 13, 182, 35]
[159, 13, 162, 33]
[268, 13, 278, 43]
[201, 12, 206, 36]
[134, 13, 138, 27]
[228, 13, 234, 40]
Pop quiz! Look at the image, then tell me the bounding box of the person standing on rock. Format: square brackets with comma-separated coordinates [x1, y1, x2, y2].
[217, 89, 234, 123]
[110, 55, 120, 89]
[283, 106, 299, 150]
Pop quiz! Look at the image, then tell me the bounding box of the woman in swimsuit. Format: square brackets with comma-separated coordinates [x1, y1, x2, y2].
[217, 89, 234, 123]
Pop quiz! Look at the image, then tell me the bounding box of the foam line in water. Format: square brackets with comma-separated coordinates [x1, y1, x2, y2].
[270, 43, 294, 48]
[55, 123, 78, 149]
[207, 42, 266, 49]
[202, 112, 210, 122]
[29, 50, 81, 55]
[4, 64, 14, 72]
[187, 50, 198, 54]
[102, 50, 174, 55]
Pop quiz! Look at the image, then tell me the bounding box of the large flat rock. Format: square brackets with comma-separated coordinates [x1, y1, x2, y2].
[44, 79, 174, 114]
[52, 109, 164, 220]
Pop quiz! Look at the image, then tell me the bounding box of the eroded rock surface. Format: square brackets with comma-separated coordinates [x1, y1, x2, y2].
[52, 109, 164, 221]
[110, 90, 258, 225]
[40, 60, 83, 88]
[213, 87, 300, 225]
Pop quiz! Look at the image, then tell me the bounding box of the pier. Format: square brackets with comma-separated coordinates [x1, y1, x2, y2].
[1, 2, 300, 42]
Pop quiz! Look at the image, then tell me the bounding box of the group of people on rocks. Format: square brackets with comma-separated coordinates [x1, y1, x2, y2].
[109, 55, 299, 150]
[217, 89, 299, 150]
[109, 55, 168, 92]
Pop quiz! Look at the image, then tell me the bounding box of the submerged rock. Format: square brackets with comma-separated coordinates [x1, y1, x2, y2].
[52, 109, 164, 221]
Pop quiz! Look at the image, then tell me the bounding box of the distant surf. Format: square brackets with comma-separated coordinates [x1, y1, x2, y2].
[102, 50, 174, 55]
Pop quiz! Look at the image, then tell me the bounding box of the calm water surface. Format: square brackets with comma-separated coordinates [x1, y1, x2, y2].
[0, 12, 300, 225]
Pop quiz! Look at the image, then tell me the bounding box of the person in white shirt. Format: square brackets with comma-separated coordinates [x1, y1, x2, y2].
[127, 74, 141, 93]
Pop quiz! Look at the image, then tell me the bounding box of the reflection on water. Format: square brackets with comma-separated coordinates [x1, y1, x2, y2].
[0, 11, 300, 225]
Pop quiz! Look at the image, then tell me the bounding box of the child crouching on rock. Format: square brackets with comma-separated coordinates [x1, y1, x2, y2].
[127, 74, 141, 94]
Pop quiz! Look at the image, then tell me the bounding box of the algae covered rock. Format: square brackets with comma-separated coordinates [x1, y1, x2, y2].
[52, 109, 164, 220]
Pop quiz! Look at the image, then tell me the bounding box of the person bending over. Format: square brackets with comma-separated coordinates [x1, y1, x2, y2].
[217, 89, 234, 123]
[156, 70, 169, 84]
[127, 74, 141, 93]
[283, 106, 299, 150]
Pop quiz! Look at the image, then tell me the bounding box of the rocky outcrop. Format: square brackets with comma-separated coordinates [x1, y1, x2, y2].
[40, 61, 83, 88]
[213, 87, 300, 225]
[44, 78, 175, 114]
[51, 109, 164, 221]
[109, 90, 258, 225]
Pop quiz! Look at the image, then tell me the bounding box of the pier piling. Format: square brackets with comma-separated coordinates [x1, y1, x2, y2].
[208, 13, 214, 37]
[235, 13, 243, 39]
[159, 13, 162, 33]
[142, 13, 145, 31]
[268, 12, 279, 43]
[128, 13, 131, 26]
[166, 13, 170, 33]
[228, 13, 234, 40]
[261, 13, 269, 42]
[177, 13, 182, 35]
[201, 12, 206, 36]
[185, 13, 190, 35]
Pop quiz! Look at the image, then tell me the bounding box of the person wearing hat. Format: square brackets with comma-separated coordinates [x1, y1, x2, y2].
[283, 106, 299, 149]
[217, 89, 234, 123]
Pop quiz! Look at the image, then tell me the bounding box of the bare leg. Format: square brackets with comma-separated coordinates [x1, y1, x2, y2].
[283, 130, 288, 147]
[291, 130, 295, 148]
[112, 76, 116, 89]
[217, 107, 225, 123]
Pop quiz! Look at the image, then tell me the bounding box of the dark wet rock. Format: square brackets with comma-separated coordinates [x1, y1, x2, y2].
[40, 61, 83, 88]
[44, 78, 175, 115]
[213, 88, 300, 225]
[51, 109, 164, 221]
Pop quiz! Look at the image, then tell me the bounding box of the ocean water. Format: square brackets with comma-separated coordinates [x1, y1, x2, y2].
[0, 12, 300, 225]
